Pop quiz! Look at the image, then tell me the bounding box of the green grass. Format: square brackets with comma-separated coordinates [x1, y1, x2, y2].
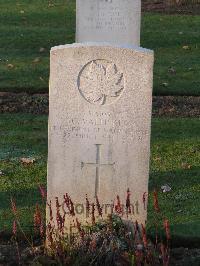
[0, 0, 199, 95]
[142, 13, 200, 96]
[148, 118, 200, 246]
[0, 114, 47, 234]
[0, 114, 199, 246]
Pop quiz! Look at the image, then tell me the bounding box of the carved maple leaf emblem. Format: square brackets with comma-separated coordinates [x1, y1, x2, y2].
[80, 60, 124, 105]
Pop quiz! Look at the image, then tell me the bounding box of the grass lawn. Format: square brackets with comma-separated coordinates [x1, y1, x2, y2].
[0, 0, 200, 95]
[0, 114, 199, 246]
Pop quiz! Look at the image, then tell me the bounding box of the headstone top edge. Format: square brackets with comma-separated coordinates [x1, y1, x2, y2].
[50, 42, 154, 55]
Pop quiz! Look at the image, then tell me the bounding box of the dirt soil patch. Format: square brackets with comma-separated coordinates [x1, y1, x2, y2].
[0, 92, 199, 117]
[142, 0, 200, 14]
[152, 95, 200, 117]
[0, 243, 200, 265]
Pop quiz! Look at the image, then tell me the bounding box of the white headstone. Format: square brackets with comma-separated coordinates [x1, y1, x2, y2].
[76, 0, 141, 46]
[47, 43, 154, 226]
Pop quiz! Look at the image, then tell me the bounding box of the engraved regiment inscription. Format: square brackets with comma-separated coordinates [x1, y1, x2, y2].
[78, 59, 124, 105]
[81, 144, 115, 197]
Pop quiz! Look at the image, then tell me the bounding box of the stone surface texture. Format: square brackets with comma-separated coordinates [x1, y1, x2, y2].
[76, 0, 141, 46]
[47, 43, 154, 225]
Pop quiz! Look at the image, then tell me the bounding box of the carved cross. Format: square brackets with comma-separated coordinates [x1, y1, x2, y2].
[81, 144, 115, 197]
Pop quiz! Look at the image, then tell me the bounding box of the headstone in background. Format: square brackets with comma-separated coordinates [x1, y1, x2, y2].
[47, 43, 154, 225]
[76, 0, 141, 46]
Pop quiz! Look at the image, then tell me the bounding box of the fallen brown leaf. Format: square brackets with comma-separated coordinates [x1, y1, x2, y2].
[182, 45, 190, 50]
[162, 82, 168, 87]
[168, 67, 176, 74]
[33, 57, 40, 63]
[181, 163, 192, 169]
[20, 157, 36, 165]
[154, 157, 161, 161]
[39, 47, 45, 53]
[7, 64, 14, 69]
[161, 184, 171, 193]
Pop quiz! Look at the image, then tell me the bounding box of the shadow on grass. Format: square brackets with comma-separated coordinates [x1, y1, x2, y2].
[148, 166, 200, 247]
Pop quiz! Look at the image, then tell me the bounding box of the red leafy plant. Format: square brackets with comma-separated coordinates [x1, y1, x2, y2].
[10, 187, 170, 265]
